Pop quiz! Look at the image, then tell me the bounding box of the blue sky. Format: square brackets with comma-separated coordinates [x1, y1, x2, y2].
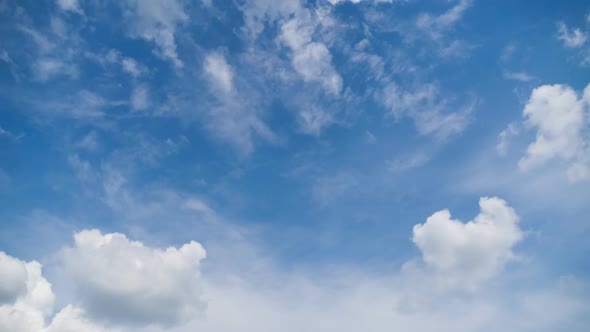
[1, 0, 590, 331]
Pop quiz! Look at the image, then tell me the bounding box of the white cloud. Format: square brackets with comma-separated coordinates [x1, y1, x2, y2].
[379, 82, 473, 139]
[416, 0, 472, 40]
[76, 131, 100, 152]
[204, 52, 234, 94]
[0, 252, 29, 304]
[503, 70, 535, 82]
[239, 0, 302, 40]
[387, 153, 429, 172]
[557, 22, 587, 48]
[33, 58, 79, 81]
[59, 229, 207, 326]
[518, 83, 590, 182]
[0, 252, 55, 332]
[104, 50, 146, 78]
[328, 0, 393, 4]
[121, 58, 142, 77]
[57, 90, 107, 119]
[297, 106, 334, 136]
[496, 123, 519, 156]
[57, 0, 83, 15]
[412, 197, 523, 291]
[365, 130, 377, 143]
[202, 50, 277, 155]
[131, 85, 150, 111]
[0, 224, 588, 332]
[19, 21, 81, 82]
[183, 198, 214, 214]
[279, 11, 343, 96]
[46, 305, 111, 332]
[120, 0, 188, 68]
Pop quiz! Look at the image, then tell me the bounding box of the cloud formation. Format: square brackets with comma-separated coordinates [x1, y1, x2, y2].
[60, 229, 207, 326]
[120, 0, 188, 68]
[518, 83, 590, 182]
[0, 252, 55, 332]
[412, 197, 523, 291]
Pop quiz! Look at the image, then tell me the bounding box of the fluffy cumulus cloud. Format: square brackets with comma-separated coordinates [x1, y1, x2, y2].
[0, 252, 55, 332]
[45, 306, 110, 332]
[1, 230, 209, 331]
[412, 197, 523, 291]
[1, 224, 588, 332]
[59, 229, 207, 327]
[518, 83, 590, 181]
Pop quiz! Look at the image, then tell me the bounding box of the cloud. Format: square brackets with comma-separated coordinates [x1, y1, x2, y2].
[33, 57, 79, 81]
[496, 123, 519, 156]
[278, 9, 343, 96]
[238, 0, 302, 40]
[0, 252, 29, 304]
[59, 229, 207, 326]
[18, 20, 81, 82]
[0, 225, 588, 332]
[365, 130, 377, 143]
[103, 50, 146, 78]
[45, 305, 110, 332]
[76, 131, 100, 152]
[503, 70, 535, 82]
[120, 0, 188, 68]
[50, 90, 108, 120]
[204, 52, 234, 95]
[0, 252, 55, 332]
[416, 0, 472, 40]
[412, 197, 523, 291]
[518, 83, 590, 182]
[379, 82, 474, 139]
[202, 50, 277, 155]
[297, 106, 334, 136]
[131, 85, 150, 111]
[57, 0, 83, 15]
[328, 0, 394, 4]
[387, 153, 429, 172]
[557, 22, 587, 48]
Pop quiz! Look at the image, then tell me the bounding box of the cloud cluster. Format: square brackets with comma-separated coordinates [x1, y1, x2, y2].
[0, 252, 55, 332]
[60, 229, 207, 326]
[412, 197, 523, 291]
[2, 196, 589, 331]
[518, 83, 590, 182]
[120, 0, 188, 68]
[0, 230, 207, 331]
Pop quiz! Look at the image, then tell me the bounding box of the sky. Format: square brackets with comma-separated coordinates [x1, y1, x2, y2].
[1, 0, 590, 331]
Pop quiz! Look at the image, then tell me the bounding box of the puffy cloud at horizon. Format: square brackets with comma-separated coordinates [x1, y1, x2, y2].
[0, 252, 55, 332]
[413, 197, 523, 291]
[0, 220, 587, 332]
[60, 229, 207, 327]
